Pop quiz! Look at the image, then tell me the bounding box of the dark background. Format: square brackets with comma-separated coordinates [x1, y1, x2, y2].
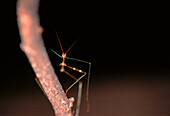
[1, 0, 170, 116]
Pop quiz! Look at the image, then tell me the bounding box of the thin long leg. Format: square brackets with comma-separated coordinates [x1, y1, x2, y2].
[76, 82, 83, 116]
[66, 57, 89, 64]
[65, 73, 86, 99]
[86, 62, 91, 112]
[65, 65, 86, 74]
[49, 49, 62, 58]
[66, 57, 91, 112]
[35, 77, 49, 99]
[63, 70, 85, 116]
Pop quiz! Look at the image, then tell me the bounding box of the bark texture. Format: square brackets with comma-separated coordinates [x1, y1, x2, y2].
[17, 0, 74, 115]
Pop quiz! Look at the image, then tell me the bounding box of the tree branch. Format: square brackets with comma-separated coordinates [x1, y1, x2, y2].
[17, 0, 74, 115]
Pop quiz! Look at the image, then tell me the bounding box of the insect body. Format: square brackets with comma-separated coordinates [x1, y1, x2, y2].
[49, 33, 91, 116]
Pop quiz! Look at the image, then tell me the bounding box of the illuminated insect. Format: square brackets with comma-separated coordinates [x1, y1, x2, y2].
[36, 33, 91, 116]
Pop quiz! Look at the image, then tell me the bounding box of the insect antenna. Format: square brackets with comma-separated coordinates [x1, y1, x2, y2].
[65, 40, 77, 54]
[56, 32, 64, 53]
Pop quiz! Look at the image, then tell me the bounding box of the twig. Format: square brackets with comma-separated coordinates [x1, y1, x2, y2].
[17, 0, 74, 115]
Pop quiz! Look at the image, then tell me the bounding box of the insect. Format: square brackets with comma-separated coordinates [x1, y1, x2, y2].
[36, 33, 91, 116]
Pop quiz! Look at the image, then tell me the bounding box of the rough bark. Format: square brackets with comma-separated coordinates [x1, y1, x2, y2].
[17, 0, 74, 115]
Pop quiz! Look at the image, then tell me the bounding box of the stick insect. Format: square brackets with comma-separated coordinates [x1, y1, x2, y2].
[35, 33, 91, 116]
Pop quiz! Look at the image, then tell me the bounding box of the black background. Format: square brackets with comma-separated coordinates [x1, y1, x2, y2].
[1, 0, 170, 116]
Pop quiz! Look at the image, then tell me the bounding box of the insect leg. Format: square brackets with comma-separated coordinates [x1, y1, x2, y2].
[63, 70, 86, 116]
[65, 57, 91, 112]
